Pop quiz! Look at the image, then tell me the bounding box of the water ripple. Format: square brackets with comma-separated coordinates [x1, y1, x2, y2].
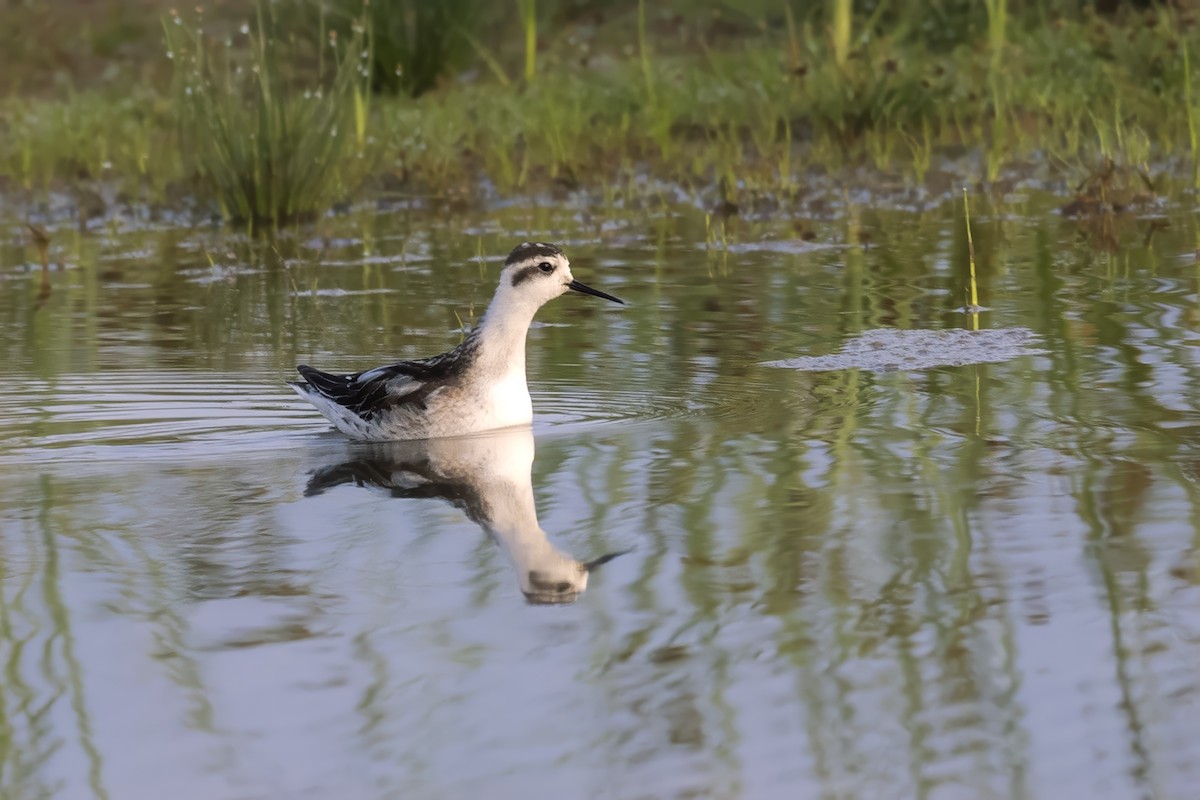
[534, 366, 789, 431]
[0, 371, 321, 465]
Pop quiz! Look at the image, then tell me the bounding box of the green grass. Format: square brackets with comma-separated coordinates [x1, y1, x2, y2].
[3, 0, 1200, 224]
[161, 3, 372, 229]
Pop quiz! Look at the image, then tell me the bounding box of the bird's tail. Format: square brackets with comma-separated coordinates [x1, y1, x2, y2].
[294, 364, 353, 399]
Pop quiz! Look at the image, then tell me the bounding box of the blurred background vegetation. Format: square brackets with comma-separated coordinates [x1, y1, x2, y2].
[0, 0, 1196, 227]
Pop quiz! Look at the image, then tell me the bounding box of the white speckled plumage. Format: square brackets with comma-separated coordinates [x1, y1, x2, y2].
[289, 242, 623, 441]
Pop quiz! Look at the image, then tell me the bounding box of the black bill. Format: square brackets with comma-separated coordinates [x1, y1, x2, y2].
[568, 279, 625, 305]
[582, 550, 632, 572]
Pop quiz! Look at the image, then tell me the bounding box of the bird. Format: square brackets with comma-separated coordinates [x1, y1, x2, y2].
[303, 427, 627, 604]
[289, 242, 624, 441]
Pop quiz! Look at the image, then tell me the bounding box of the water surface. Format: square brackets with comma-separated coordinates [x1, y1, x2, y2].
[2, 198, 1200, 799]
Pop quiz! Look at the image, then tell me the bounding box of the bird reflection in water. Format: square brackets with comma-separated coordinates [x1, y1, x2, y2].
[305, 427, 624, 604]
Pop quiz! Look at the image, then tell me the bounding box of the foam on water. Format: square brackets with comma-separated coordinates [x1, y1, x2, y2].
[763, 326, 1047, 372]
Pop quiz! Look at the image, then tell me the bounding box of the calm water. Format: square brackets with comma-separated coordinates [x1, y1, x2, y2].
[2, 196, 1200, 800]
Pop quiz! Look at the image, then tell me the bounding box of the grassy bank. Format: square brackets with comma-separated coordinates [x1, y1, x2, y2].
[1, 1, 1198, 226]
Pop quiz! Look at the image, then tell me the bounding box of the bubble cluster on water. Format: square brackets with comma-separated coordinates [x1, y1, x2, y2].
[764, 327, 1046, 372]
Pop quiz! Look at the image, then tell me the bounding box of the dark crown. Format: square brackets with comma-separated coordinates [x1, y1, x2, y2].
[505, 242, 564, 266]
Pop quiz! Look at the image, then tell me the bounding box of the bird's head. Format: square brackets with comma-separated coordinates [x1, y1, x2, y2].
[496, 242, 624, 311]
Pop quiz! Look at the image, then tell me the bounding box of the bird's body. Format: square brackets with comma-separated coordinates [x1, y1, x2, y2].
[290, 243, 622, 441]
[293, 322, 532, 441]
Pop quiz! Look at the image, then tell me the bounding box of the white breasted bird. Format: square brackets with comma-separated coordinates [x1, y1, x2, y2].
[290, 242, 624, 441]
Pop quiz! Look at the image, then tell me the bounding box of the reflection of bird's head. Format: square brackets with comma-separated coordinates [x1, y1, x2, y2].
[519, 549, 630, 605]
[522, 562, 590, 605]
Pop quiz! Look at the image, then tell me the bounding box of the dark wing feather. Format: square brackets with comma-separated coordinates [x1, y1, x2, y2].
[304, 446, 487, 521]
[293, 336, 479, 421]
[295, 362, 425, 419]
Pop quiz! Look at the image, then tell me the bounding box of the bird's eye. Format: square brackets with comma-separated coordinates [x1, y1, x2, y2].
[538, 261, 554, 274]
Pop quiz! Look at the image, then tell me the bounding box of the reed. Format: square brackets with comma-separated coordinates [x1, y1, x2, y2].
[983, 0, 1007, 74]
[963, 188, 980, 325]
[830, 0, 853, 71]
[517, 0, 538, 82]
[163, 3, 371, 229]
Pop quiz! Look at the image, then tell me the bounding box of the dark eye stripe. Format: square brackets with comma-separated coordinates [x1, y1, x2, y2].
[510, 264, 543, 287]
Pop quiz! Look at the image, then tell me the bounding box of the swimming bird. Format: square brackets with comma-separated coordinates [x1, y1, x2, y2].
[304, 427, 626, 604]
[290, 242, 623, 441]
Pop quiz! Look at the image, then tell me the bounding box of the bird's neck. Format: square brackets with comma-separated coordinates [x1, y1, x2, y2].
[476, 464, 583, 599]
[474, 291, 537, 372]
[457, 430, 545, 555]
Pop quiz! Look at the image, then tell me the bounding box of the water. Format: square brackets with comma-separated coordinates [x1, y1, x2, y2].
[2, 197, 1200, 799]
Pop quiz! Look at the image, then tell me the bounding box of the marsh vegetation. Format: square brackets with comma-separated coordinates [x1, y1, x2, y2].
[1, 0, 1199, 228]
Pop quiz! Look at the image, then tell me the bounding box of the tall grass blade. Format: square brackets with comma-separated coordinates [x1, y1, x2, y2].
[963, 188, 980, 329]
[984, 0, 1007, 74]
[517, 0, 537, 82]
[830, 0, 852, 71]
